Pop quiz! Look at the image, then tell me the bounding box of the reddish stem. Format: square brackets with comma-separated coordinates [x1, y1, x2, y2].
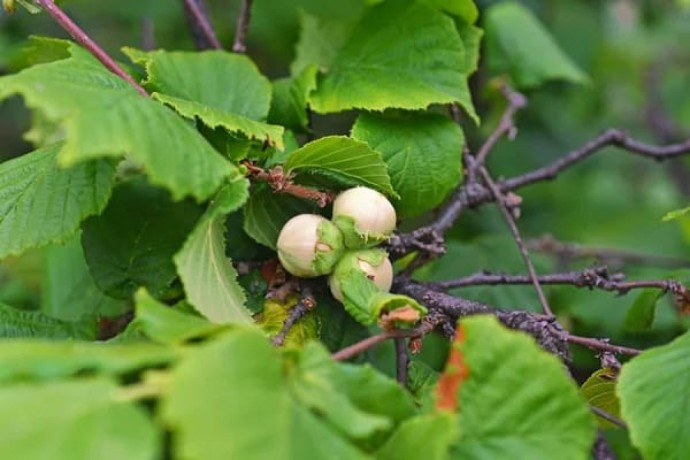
[35, 0, 148, 97]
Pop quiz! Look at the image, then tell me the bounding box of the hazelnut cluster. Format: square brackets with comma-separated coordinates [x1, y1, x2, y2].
[276, 186, 397, 301]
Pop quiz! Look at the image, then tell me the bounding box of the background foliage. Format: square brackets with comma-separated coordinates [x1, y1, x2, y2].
[2, 0, 690, 459]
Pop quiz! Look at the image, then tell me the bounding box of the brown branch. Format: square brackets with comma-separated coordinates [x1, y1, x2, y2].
[334, 278, 645, 363]
[232, 0, 253, 53]
[472, 85, 527, 170]
[390, 131, 690, 259]
[243, 162, 334, 207]
[478, 165, 553, 316]
[182, 0, 222, 50]
[434, 265, 689, 298]
[592, 431, 618, 460]
[393, 281, 570, 359]
[34, 0, 148, 97]
[527, 235, 690, 270]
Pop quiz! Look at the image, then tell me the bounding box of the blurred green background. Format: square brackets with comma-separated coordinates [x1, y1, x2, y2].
[2, 0, 690, 384]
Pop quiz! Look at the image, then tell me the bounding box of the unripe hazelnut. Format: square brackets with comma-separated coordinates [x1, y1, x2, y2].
[277, 214, 344, 278]
[332, 186, 396, 248]
[329, 249, 393, 302]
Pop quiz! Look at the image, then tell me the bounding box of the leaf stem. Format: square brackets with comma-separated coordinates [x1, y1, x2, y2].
[34, 0, 148, 97]
[590, 406, 628, 430]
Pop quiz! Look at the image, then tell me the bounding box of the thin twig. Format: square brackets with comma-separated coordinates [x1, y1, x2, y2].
[271, 293, 315, 347]
[434, 266, 688, 298]
[232, 0, 253, 53]
[563, 333, 641, 356]
[332, 320, 440, 362]
[478, 165, 553, 316]
[395, 338, 409, 388]
[332, 331, 394, 361]
[501, 128, 690, 192]
[34, 0, 148, 97]
[590, 406, 628, 430]
[182, 0, 222, 50]
[472, 85, 527, 169]
[243, 161, 334, 207]
[141, 18, 155, 51]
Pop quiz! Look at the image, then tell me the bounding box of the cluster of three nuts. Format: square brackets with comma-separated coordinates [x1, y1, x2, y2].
[276, 186, 397, 302]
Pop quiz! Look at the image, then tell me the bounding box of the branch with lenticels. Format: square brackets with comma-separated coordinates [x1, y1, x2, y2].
[388, 130, 690, 259]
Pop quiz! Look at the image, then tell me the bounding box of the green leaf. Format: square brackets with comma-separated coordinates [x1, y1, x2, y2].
[162, 328, 367, 459]
[457, 21, 483, 76]
[312, 296, 369, 353]
[407, 360, 439, 412]
[417, 0, 479, 23]
[0, 144, 115, 259]
[485, 2, 589, 88]
[618, 329, 690, 460]
[0, 41, 236, 200]
[82, 179, 203, 299]
[0, 302, 96, 339]
[580, 368, 621, 429]
[376, 413, 457, 460]
[243, 184, 318, 249]
[309, 0, 477, 121]
[290, 342, 392, 440]
[9, 36, 71, 69]
[154, 94, 285, 151]
[662, 205, 690, 221]
[125, 48, 271, 120]
[0, 339, 175, 382]
[133, 289, 227, 345]
[43, 236, 125, 321]
[623, 288, 662, 332]
[174, 179, 253, 324]
[290, 12, 355, 76]
[124, 48, 284, 150]
[285, 136, 395, 196]
[452, 315, 596, 459]
[352, 113, 464, 217]
[338, 362, 418, 425]
[7, 0, 41, 14]
[0, 378, 159, 460]
[268, 65, 318, 133]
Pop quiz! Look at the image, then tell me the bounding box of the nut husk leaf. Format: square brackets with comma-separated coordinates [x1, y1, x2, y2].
[332, 187, 396, 249]
[329, 249, 392, 303]
[333, 215, 392, 249]
[329, 249, 426, 325]
[277, 214, 344, 277]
